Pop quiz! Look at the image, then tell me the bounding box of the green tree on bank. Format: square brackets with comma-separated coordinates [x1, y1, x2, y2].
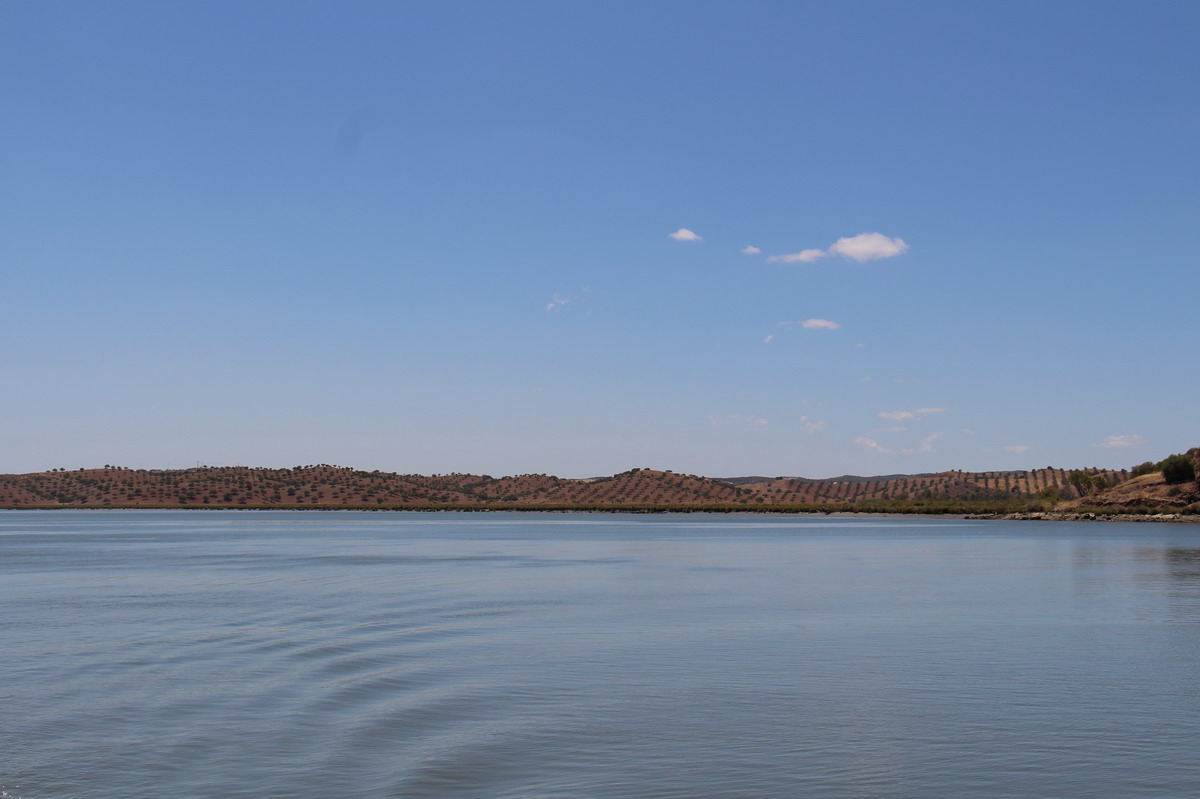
[1160, 453, 1196, 485]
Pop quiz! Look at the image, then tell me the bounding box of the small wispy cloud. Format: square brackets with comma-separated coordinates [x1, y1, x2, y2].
[708, 412, 772, 428]
[767, 249, 826, 264]
[1095, 434, 1144, 448]
[879, 407, 949, 420]
[962, 428, 977, 436]
[920, 432, 945, 452]
[1002, 445, 1031, 453]
[545, 288, 590, 311]
[742, 245, 761, 254]
[854, 437, 892, 454]
[669, 228, 702, 241]
[873, 426, 907, 433]
[800, 416, 825, 435]
[763, 334, 775, 344]
[780, 319, 841, 330]
[828, 232, 909, 262]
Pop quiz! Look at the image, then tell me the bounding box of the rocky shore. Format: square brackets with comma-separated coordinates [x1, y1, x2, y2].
[966, 511, 1200, 523]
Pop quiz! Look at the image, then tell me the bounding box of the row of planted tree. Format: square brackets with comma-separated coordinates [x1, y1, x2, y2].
[0, 455, 1195, 511]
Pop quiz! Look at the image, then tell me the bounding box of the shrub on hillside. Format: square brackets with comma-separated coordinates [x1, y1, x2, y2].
[1130, 461, 1158, 478]
[1067, 470, 1094, 496]
[1160, 453, 1196, 485]
[1035, 485, 1062, 503]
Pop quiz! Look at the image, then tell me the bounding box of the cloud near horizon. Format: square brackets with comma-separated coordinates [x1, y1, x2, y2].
[668, 228, 702, 241]
[1002, 445, 1032, 453]
[920, 432, 944, 452]
[1095, 434, 1144, 448]
[780, 319, 841, 330]
[878, 407, 949, 421]
[854, 437, 892, 454]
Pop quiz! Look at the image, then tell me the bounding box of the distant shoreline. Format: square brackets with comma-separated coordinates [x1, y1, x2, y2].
[2, 505, 1197, 522]
[6, 464, 1195, 516]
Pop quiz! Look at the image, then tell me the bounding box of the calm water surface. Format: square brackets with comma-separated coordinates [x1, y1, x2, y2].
[2, 511, 1199, 798]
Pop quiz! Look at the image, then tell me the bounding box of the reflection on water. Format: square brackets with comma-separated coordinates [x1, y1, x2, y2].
[2, 511, 1199, 799]
[1163, 546, 1200, 580]
[1135, 546, 1200, 623]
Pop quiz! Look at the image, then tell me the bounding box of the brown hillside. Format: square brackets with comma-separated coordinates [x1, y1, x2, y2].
[1073, 472, 1199, 509]
[0, 464, 1130, 509]
[737, 468, 1123, 504]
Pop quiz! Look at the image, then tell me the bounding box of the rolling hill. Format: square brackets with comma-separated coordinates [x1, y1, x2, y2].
[0, 463, 1143, 510]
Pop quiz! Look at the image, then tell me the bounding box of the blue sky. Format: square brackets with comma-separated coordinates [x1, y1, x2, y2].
[3, 1, 1197, 477]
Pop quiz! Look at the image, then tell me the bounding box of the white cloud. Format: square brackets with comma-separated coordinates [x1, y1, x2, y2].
[763, 334, 775, 344]
[669, 228, 702, 241]
[709, 412, 774, 428]
[860, 376, 873, 383]
[879, 407, 949, 422]
[921, 432, 944, 452]
[828, 232, 909, 262]
[742, 245, 761, 254]
[854, 437, 893, 454]
[1002, 445, 1031, 453]
[800, 416, 826, 435]
[764, 232, 909, 267]
[780, 319, 841, 330]
[1095, 434, 1144, 448]
[962, 428, 977, 435]
[767, 249, 826, 263]
[545, 288, 590, 311]
[873, 426, 907, 433]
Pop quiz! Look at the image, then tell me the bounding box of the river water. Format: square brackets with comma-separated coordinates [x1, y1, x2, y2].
[2, 511, 1198, 798]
